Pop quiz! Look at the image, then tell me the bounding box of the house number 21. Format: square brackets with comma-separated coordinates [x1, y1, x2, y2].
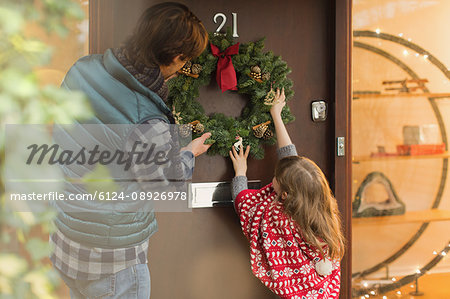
[213, 13, 238, 37]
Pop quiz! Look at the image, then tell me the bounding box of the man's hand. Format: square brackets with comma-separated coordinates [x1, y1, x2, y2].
[183, 132, 212, 157]
[229, 144, 250, 177]
[164, 72, 178, 82]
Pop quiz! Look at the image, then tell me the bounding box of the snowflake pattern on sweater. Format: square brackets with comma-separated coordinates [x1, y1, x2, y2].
[235, 183, 341, 299]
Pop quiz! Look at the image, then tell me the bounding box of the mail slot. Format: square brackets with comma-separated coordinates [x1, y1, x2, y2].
[189, 180, 262, 208]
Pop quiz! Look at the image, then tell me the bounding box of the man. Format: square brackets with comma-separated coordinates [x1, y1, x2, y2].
[50, 3, 209, 298]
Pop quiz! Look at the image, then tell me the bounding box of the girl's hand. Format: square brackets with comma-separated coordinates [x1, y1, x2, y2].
[270, 88, 286, 118]
[229, 144, 250, 177]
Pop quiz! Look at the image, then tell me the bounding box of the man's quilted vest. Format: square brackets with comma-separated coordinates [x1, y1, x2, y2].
[53, 49, 171, 248]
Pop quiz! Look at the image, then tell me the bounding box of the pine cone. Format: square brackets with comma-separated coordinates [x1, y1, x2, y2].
[262, 72, 270, 81]
[251, 65, 261, 74]
[263, 128, 273, 140]
[184, 61, 193, 68]
[179, 124, 193, 137]
[191, 64, 203, 75]
[253, 124, 268, 138]
[193, 122, 204, 134]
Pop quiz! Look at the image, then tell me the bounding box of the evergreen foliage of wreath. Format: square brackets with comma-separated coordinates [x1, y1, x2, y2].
[167, 29, 295, 159]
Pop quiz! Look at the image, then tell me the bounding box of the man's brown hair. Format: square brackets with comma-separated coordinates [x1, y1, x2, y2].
[125, 2, 208, 66]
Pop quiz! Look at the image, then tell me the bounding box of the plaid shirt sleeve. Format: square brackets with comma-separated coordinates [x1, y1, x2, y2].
[125, 119, 194, 192]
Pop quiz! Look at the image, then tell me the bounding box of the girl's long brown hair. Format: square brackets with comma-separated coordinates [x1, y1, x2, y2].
[274, 156, 345, 260]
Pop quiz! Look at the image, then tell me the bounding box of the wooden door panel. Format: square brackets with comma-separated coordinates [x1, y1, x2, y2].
[89, 1, 351, 298]
[148, 209, 275, 299]
[190, 0, 334, 184]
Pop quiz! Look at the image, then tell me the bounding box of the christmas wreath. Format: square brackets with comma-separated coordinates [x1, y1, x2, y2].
[167, 29, 294, 159]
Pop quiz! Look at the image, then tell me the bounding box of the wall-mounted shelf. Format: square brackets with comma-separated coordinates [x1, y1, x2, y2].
[352, 209, 450, 226]
[353, 93, 450, 100]
[353, 152, 450, 163]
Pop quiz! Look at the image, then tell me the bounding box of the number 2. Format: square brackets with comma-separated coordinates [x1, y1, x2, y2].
[213, 12, 239, 38]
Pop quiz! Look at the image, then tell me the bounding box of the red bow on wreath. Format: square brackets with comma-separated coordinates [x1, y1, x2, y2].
[210, 42, 240, 92]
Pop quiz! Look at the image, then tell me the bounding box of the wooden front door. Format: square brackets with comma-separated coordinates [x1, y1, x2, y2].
[89, 0, 352, 298]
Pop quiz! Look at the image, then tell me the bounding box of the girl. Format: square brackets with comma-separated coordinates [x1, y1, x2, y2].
[229, 88, 345, 299]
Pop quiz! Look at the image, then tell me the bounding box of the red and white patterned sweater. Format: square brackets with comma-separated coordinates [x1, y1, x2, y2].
[235, 183, 341, 299]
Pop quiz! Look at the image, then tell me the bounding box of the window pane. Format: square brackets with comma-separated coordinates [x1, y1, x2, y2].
[352, 1, 450, 298]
